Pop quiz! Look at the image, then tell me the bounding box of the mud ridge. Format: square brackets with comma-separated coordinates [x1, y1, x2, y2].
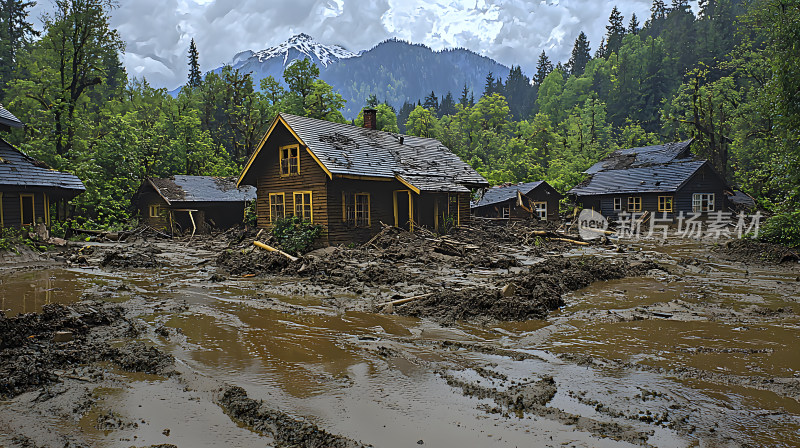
[0, 302, 173, 398]
[439, 370, 652, 445]
[395, 257, 662, 324]
[219, 386, 370, 448]
[713, 239, 800, 264]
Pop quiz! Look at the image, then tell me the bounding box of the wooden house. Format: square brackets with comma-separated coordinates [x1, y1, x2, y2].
[237, 110, 489, 244]
[0, 104, 85, 228]
[134, 175, 256, 234]
[471, 181, 562, 221]
[568, 140, 731, 219]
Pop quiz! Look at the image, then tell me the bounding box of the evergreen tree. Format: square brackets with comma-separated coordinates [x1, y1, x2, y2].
[187, 38, 202, 88]
[423, 90, 438, 112]
[397, 101, 415, 133]
[483, 72, 495, 97]
[628, 13, 640, 35]
[566, 31, 592, 76]
[0, 0, 38, 92]
[366, 94, 378, 108]
[605, 6, 626, 56]
[595, 37, 608, 59]
[459, 83, 471, 108]
[534, 51, 554, 85]
[439, 91, 456, 117]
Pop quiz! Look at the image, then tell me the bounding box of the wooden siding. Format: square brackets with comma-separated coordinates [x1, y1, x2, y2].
[472, 185, 561, 221]
[327, 178, 403, 244]
[576, 165, 728, 220]
[252, 122, 330, 236]
[138, 191, 170, 230]
[0, 189, 51, 228]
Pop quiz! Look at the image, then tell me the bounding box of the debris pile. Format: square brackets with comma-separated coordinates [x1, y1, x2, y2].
[714, 239, 799, 264]
[395, 258, 662, 324]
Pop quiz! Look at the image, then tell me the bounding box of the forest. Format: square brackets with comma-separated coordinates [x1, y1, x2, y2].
[0, 0, 797, 246]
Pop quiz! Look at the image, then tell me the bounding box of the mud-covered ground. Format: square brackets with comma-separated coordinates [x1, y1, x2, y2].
[1, 222, 799, 447]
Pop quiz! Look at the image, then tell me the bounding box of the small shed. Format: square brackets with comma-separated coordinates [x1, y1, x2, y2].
[135, 175, 256, 234]
[1, 104, 85, 228]
[471, 181, 562, 221]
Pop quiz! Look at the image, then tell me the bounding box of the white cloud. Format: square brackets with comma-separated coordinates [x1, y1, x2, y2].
[30, 0, 660, 89]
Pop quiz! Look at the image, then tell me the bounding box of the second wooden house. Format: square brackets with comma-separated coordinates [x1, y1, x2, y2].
[471, 181, 562, 221]
[237, 110, 489, 244]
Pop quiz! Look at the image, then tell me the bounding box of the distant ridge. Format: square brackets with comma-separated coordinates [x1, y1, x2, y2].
[199, 34, 511, 119]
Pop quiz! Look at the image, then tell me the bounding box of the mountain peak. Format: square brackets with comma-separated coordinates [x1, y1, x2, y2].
[247, 33, 358, 68]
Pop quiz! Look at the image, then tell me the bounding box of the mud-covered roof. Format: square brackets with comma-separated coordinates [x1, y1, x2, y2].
[569, 160, 708, 196]
[148, 175, 256, 205]
[0, 104, 24, 131]
[472, 181, 561, 208]
[584, 139, 694, 175]
[0, 138, 85, 196]
[241, 113, 488, 191]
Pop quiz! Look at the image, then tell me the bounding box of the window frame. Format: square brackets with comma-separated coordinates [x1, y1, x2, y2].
[692, 193, 715, 212]
[533, 201, 547, 220]
[293, 191, 313, 223]
[148, 204, 161, 218]
[448, 193, 460, 226]
[20, 193, 35, 226]
[501, 205, 511, 219]
[279, 144, 300, 176]
[269, 192, 286, 223]
[658, 196, 673, 213]
[627, 196, 642, 212]
[613, 197, 622, 211]
[343, 192, 371, 227]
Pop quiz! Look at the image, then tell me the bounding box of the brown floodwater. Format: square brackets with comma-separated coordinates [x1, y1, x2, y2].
[2, 238, 799, 447]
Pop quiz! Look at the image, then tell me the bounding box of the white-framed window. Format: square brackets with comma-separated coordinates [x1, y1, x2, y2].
[501, 205, 510, 219]
[613, 197, 622, 211]
[692, 193, 715, 212]
[533, 201, 547, 220]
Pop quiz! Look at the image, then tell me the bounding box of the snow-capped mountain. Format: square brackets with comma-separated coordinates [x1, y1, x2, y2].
[207, 34, 511, 119]
[247, 33, 359, 67]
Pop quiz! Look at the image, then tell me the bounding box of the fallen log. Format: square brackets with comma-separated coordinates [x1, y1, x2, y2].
[549, 237, 590, 246]
[252, 241, 299, 262]
[378, 293, 433, 307]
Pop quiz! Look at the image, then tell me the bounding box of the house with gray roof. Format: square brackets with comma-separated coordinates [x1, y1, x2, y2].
[135, 175, 256, 234]
[1, 104, 85, 228]
[237, 109, 489, 244]
[471, 181, 562, 221]
[569, 139, 731, 220]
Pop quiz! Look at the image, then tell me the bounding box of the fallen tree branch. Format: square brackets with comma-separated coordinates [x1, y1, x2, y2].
[378, 293, 433, 307]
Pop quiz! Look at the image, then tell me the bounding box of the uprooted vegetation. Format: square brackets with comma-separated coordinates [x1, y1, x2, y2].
[0, 302, 173, 398]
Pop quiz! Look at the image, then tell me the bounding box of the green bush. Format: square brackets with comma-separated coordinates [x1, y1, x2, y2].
[244, 201, 258, 227]
[757, 210, 800, 248]
[270, 216, 323, 255]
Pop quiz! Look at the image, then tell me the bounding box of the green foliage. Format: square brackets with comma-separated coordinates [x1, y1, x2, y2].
[355, 103, 399, 132]
[757, 210, 800, 248]
[270, 216, 323, 255]
[244, 201, 258, 227]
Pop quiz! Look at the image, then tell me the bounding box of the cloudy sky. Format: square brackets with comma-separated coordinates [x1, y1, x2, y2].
[33, 0, 666, 89]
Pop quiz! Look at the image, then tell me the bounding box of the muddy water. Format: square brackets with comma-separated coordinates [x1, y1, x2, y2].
[0, 268, 114, 316]
[2, 239, 800, 447]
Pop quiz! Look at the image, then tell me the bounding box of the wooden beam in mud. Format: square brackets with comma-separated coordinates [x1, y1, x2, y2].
[252, 240, 299, 261]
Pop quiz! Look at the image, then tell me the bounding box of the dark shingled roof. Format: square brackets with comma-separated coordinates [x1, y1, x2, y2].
[569, 160, 707, 196]
[472, 181, 554, 208]
[584, 139, 694, 174]
[149, 175, 256, 205]
[242, 113, 488, 191]
[0, 138, 85, 196]
[0, 104, 24, 131]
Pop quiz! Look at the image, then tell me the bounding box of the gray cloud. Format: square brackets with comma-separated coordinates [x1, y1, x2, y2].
[30, 0, 661, 89]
